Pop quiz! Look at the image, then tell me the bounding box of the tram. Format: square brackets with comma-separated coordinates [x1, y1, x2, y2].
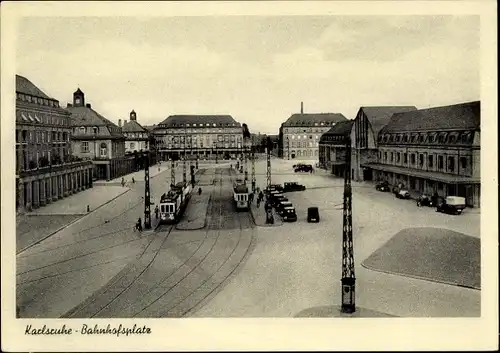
[233, 179, 249, 211]
[159, 181, 192, 224]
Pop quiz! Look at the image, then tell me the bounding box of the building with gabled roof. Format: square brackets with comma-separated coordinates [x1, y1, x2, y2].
[15, 75, 93, 213]
[67, 88, 133, 180]
[350, 105, 418, 181]
[318, 120, 355, 177]
[119, 110, 150, 154]
[279, 102, 348, 160]
[153, 114, 244, 162]
[363, 101, 480, 207]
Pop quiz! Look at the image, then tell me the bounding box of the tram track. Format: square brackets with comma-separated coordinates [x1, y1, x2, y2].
[61, 224, 175, 318]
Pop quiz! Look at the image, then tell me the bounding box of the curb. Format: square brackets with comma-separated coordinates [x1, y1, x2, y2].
[360, 261, 481, 291]
[249, 206, 283, 227]
[16, 188, 131, 255]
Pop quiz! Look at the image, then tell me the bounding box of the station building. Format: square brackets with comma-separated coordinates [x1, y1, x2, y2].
[362, 101, 480, 208]
[350, 106, 417, 182]
[279, 102, 347, 160]
[15, 75, 93, 213]
[153, 115, 243, 161]
[67, 88, 134, 180]
[318, 120, 355, 177]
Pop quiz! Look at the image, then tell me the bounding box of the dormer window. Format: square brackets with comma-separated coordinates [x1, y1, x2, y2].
[27, 96, 32, 103]
[213, 123, 216, 127]
[186, 123, 190, 127]
[93, 127, 98, 134]
[80, 127, 86, 133]
[193, 123, 197, 127]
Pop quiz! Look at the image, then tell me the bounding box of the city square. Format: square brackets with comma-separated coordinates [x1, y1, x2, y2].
[3, 6, 497, 351]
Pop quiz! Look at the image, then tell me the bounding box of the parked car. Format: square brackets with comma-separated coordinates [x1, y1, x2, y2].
[375, 181, 390, 192]
[276, 201, 293, 215]
[269, 184, 284, 192]
[416, 194, 434, 207]
[271, 193, 285, 207]
[307, 207, 320, 223]
[436, 196, 466, 215]
[395, 189, 411, 199]
[282, 206, 298, 222]
[283, 182, 306, 192]
[294, 164, 313, 173]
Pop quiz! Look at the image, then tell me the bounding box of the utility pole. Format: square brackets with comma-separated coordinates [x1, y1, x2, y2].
[251, 143, 256, 194]
[144, 152, 151, 229]
[171, 154, 175, 189]
[265, 137, 274, 224]
[183, 128, 187, 183]
[341, 136, 355, 313]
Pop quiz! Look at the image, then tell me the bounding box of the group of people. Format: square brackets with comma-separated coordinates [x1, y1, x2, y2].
[121, 177, 135, 187]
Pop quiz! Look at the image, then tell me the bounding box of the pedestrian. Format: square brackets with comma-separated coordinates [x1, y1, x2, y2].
[132, 177, 135, 184]
[198, 187, 202, 195]
[121, 177, 125, 187]
[136, 218, 142, 232]
[155, 205, 159, 220]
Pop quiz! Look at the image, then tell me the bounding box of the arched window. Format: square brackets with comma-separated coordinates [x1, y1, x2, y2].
[100, 142, 107, 158]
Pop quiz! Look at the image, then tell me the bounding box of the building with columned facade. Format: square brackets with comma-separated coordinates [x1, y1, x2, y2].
[153, 115, 243, 161]
[362, 101, 480, 208]
[279, 102, 347, 160]
[67, 88, 134, 180]
[15, 75, 94, 213]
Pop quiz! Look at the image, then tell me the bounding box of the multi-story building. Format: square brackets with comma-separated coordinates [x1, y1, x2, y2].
[318, 120, 355, 177]
[119, 110, 150, 154]
[362, 101, 480, 208]
[153, 115, 243, 161]
[279, 102, 347, 160]
[67, 88, 134, 180]
[15, 75, 93, 213]
[350, 106, 417, 181]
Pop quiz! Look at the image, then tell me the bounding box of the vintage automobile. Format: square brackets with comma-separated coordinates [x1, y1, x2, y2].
[283, 182, 306, 192]
[294, 164, 314, 173]
[282, 206, 298, 222]
[416, 194, 435, 207]
[375, 181, 390, 192]
[269, 184, 284, 192]
[436, 196, 466, 215]
[271, 193, 286, 207]
[307, 207, 320, 223]
[276, 201, 293, 215]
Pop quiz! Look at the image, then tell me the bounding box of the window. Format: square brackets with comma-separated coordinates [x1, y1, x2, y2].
[460, 157, 467, 170]
[93, 127, 98, 134]
[449, 135, 456, 143]
[438, 155, 444, 170]
[404, 153, 408, 164]
[403, 135, 408, 143]
[100, 142, 107, 157]
[390, 152, 393, 162]
[379, 151, 382, 160]
[411, 154, 416, 165]
[130, 142, 135, 149]
[396, 152, 400, 163]
[384, 152, 387, 161]
[80, 127, 86, 134]
[428, 155, 434, 168]
[448, 156, 455, 172]
[419, 154, 424, 167]
[81, 141, 89, 152]
[428, 135, 435, 143]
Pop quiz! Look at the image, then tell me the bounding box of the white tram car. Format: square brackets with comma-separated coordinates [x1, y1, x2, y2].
[233, 179, 249, 211]
[159, 182, 192, 224]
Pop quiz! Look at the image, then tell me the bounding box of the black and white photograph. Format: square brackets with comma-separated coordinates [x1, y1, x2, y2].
[1, 1, 497, 351]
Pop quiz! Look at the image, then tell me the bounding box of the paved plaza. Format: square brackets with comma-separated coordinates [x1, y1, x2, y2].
[16, 159, 481, 318]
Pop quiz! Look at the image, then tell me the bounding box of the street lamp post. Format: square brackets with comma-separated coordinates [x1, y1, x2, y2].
[144, 152, 152, 230]
[287, 136, 290, 160]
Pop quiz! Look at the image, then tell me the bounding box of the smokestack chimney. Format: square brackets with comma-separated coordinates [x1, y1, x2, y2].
[118, 119, 122, 127]
[301, 101, 304, 114]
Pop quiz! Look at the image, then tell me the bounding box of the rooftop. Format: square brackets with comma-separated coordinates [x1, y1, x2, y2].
[16, 75, 52, 99]
[159, 115, 241, 127]
[359, 106, 418, 136]
[283, 113, 347, 127]
[122, 119, 148, 133]
[380, 101, 480, 133]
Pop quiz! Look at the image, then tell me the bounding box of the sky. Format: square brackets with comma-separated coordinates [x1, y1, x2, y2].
[16, 15, 480, 135]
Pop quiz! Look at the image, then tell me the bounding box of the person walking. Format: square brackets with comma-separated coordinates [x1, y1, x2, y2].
[198, 187, 202, 195]
[121, 177, 125, 187]
[136, 218, 142, 232]
[155, 205, 159, 220]
[132, 177, 135, 184]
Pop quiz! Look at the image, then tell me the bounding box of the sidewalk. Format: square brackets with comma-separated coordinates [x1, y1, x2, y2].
[249, 202, 283, 227]
[94, 165, 171, 186]
[16, 185, 131, 253]
[28, 186, 130, 216]
[176, 192, 211, 231]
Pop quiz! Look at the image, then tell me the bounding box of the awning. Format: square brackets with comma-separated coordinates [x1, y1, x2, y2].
[361, 163, 480, 184]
